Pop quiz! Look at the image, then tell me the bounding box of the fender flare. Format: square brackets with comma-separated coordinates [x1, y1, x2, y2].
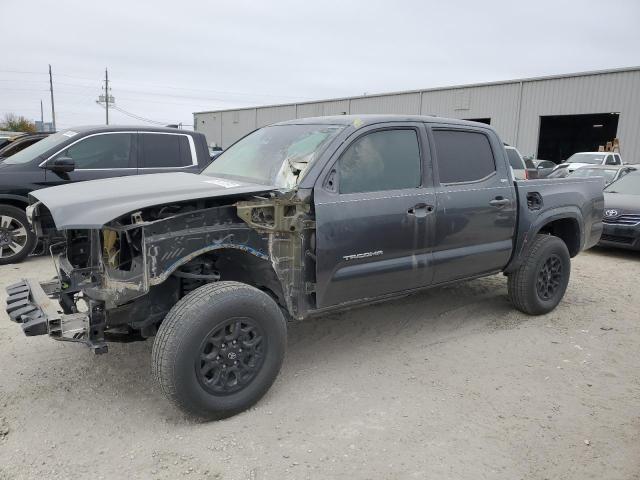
[505, 207, 584, 273]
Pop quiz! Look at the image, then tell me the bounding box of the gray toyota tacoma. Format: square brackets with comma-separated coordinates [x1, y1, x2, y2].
[5, 115, 604, 419]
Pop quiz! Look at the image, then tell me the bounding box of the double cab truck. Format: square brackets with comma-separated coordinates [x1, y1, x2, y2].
[6, 115, 604, 419]
[0, 126, 211, 265]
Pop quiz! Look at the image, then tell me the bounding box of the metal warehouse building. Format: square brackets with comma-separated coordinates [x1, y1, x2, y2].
[194, 66, 640, 163]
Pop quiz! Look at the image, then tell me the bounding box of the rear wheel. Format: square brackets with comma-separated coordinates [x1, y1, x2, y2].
[0, 205, 36, 265]
[508, 234, 571, 315]
[152, 281, 287, 419]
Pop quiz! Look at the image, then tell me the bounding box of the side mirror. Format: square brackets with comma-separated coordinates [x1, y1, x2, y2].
[46, 156, 75, 173]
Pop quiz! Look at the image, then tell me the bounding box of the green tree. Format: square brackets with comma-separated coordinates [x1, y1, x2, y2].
[0, 113, 36, 133]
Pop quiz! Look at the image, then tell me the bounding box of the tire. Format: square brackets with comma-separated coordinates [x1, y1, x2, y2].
[152, 281, 287, 420]
[507, 234, 571, 315]
[0, 205, 36, 265]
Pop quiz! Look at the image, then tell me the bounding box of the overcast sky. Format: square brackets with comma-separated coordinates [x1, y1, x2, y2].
[2, 0, 639, 130]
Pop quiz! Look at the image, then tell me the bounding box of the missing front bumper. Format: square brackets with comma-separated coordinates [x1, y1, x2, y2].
[5, 279, 107, 353]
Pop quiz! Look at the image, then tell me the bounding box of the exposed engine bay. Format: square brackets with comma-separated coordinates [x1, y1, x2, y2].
[27, 191, 317, 353]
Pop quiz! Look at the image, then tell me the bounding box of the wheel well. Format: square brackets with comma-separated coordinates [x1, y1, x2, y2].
[537, 218, 581, 257]
[181, 249, 286, 309]
[0, 199, 28, 210]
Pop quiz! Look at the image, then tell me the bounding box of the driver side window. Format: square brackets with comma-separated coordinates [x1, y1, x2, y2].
[58, 133, 134, 169]
[338, 129, 421, 194]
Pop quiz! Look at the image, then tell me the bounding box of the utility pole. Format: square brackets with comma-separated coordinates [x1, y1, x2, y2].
[40, 100, 44, 123]
[97, 69, 115, 121]
[48, 65, 56, 131]
[104, 68, 109, 125]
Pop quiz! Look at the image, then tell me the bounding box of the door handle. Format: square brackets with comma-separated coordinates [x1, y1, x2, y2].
[407, 203, 435, 217]
[489, 197, 511, 207]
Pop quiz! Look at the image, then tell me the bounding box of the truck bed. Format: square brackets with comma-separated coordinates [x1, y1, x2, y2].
[506, 177, 604, 272]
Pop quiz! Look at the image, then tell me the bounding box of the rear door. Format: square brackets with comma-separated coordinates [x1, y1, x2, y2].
[42, 132, 137, 185]
[428, 126, 517, 284]
[139, 132, 199, 174]
[314, 123, 436, 308]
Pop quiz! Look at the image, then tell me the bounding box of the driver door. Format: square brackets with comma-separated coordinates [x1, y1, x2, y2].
[313, 123, 435, 308]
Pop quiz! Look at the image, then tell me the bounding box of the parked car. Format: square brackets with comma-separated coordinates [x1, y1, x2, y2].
[554, 151, 623, 175]
[7, 115, 603, 420]
[531, 159, 556, 178]
[208, 145, 223, 160]
[569, 164, 637, 187]
[0, 132, 50, 159]
[0, 131, 26, 149]
[0, 126, 210, 265]
[546, 167, 572, 179]
[599, 170, 640, 250]
[505, 145, 528, 179]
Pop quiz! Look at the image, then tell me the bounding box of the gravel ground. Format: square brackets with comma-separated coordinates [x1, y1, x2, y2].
[1, 248, 639, 480]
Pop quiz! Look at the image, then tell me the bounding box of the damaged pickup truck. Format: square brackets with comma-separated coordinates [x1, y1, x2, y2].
[6, 115, 604, 419]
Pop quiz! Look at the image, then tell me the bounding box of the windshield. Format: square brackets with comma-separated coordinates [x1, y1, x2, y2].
[604, 171, 640, 195]
[505, 148, 524, 169]
[3, 131, 72, 164]
[571, 168, 618, 184]
[202, 124, 344, 188]
[566, 153, 605, 165]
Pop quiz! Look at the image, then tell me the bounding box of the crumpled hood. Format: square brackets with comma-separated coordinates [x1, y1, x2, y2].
[603, 192, 640, 213]
[31, 172, 276, 229]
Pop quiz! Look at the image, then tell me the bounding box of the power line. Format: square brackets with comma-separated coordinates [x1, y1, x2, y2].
[96, 101, 169, 126]
[0, 68, 311, 101]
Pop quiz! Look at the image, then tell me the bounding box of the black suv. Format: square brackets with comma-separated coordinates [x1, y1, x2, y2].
[0, 126, 210, 264]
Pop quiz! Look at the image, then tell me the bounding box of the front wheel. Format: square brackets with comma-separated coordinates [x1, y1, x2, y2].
[152, 281, 287, 419]
[508, 234, 571, 315]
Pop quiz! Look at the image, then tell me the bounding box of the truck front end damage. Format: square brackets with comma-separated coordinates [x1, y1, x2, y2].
[6, 191, 317, 353]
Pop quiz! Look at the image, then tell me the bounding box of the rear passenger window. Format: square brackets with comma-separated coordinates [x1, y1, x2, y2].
[338, 129, 421, 194]
[141, 133, 192, 168]
[433, 130, 496, 183]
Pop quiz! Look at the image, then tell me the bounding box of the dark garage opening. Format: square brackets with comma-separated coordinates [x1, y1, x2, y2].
[537, 113, 619, 163]
[464, 118, 491, 125]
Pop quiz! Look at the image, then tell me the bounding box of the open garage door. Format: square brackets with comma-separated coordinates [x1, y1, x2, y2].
[537, 113, 619, 163]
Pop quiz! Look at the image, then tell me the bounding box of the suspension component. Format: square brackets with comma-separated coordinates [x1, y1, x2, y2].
[175, 258, 220, 296]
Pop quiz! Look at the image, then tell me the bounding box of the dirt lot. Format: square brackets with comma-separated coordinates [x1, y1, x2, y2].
[1, 248, 639, 480]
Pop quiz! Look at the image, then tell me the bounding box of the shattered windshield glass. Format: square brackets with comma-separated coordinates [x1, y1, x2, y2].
[201, 124, 344, 188]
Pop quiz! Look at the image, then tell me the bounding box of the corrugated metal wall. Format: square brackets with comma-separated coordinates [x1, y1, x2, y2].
[194, 68, 640, 159]
[517, 70, 640, 158]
